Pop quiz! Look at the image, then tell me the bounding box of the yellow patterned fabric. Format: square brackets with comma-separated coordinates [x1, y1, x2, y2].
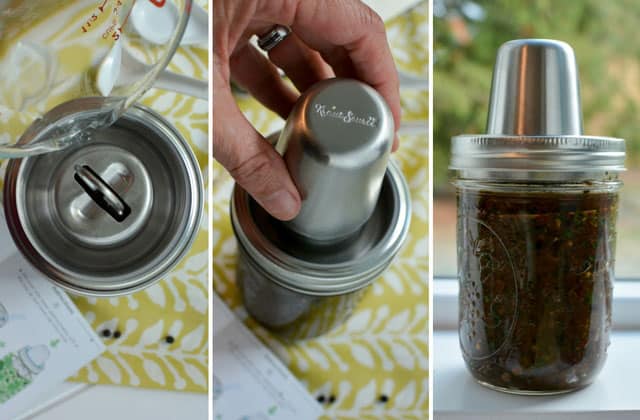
[0, 2, 210, 393]
[213, 3, 428, 418]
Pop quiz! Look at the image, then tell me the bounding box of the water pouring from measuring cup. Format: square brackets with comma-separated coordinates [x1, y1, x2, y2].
[0, 0, 192, 158]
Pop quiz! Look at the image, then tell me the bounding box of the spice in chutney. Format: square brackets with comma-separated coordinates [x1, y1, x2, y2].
[457, 187, 618, 393]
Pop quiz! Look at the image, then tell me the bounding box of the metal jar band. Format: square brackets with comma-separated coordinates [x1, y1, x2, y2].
[3, 104, 203, 296]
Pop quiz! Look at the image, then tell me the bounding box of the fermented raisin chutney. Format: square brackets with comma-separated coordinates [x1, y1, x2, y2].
[450, 39, 626, 394]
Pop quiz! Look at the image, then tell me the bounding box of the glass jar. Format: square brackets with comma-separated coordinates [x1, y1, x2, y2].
[452, 38, 628, 394]
[451, 135, 625, 394]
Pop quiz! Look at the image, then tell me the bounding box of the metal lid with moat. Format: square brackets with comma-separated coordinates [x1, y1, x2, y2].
[3, 105, 203, 296]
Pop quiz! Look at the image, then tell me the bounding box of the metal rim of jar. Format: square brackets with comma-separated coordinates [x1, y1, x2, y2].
[452, 179, 623, 194]
[231, 159, 411, 297]
[450, 134, 626, 182]
[3, 104, 204, 297]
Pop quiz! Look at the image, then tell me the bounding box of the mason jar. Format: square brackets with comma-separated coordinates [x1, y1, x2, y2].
[451, 134, 625, 394]
[450, 38, 628, 394]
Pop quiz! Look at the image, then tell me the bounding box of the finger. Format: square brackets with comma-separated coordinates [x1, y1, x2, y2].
[213, 69, 301, 220]
[391, 135, 399, 152]
[291, 1, 402, 138]
[268, 32, 334, 93]
[230, 42, 298, 119]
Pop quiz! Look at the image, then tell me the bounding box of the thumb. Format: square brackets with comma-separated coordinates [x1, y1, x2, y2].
[213, 74, 301, 221]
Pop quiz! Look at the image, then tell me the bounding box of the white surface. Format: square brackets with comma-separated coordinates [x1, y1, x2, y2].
[17, 382, 87, 420]
[212, 294, 322, 419]
[24, 383, 207, 420]
[434, 331, 640, 419]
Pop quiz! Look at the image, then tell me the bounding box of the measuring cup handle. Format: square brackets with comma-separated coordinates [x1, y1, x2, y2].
[74, 165, 131, 223]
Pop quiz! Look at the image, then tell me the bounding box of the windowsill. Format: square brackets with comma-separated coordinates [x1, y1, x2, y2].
[434, 331, 640, 419]
[433, 278, 640, 419]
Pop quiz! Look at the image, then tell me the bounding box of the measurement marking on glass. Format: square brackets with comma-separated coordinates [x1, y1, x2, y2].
[81, 0, 135, 41]
[81, 0, 110, 33]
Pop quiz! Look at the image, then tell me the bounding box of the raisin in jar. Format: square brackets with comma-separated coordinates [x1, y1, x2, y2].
[451, 39, 626, 394]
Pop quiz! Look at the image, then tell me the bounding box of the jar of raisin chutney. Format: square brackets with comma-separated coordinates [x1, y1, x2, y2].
[451, 39, 626, 394]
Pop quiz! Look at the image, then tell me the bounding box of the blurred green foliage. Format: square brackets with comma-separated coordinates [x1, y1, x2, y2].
[434, 0, 640, 192]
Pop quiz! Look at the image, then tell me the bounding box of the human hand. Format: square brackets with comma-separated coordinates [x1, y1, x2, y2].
[213, 0, 401, 220]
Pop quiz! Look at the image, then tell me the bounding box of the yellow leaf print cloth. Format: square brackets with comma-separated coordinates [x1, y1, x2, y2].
[213, 2, 428, 418]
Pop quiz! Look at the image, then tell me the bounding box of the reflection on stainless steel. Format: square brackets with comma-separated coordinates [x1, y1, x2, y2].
[3, 105, 203, 296]
[487, 39, 582, 136]
[257, 25, 291, 52]
[451, 40, 625, 182]
[73, 164, 132, 223]
[278, 78, 395, 244]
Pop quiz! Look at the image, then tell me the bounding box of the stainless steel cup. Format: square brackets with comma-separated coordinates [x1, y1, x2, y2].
[278, 78, 394, 244]
[450, 39, 625, 182]
[487, 39, 582, 136]
[3, 104, 203, 296]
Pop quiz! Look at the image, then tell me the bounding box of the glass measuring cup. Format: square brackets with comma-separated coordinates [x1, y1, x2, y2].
[0, 0, 192, 157]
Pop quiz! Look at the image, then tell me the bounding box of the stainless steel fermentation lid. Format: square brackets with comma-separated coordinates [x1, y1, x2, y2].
[3, 104, 203, 296]
[487, 39, 582, 136]
[450, 39, 626, 181]
[231, 160, 411, 296]
[278, 78, 394, 244]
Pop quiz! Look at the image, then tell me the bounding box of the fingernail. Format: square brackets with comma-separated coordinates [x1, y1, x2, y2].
[263, 189, 300, 221]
